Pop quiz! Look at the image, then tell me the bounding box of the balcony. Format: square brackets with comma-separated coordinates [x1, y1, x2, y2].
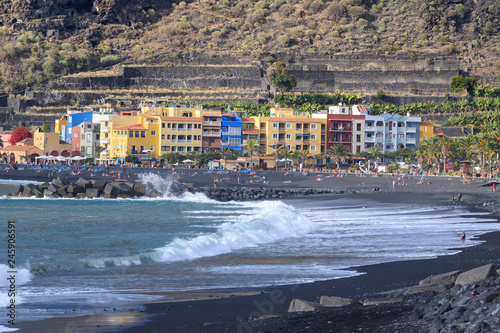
[131, 150, 137, 155]
[203, 131, 221, 137]
[203, 121, 221, 126]
[365, 137, 375, 143]
[100, 138, 109, 144]
[329, 127, 352, 132]
[101, 126, 109, 132]
[406, 138, 417, 144]
[202, 143, 221, 148]
[406, 127, 417, 133]
[364, 126, 375, 131]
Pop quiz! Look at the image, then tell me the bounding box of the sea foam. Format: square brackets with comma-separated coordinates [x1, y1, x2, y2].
[84, 200, 314, 268]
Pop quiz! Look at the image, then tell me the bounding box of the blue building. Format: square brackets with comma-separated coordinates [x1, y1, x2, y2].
[220, 112, 242, 151]
[62, 111, 94, 144]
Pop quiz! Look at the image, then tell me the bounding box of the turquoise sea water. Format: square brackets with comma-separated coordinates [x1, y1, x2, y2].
[0, 174, 499, 325]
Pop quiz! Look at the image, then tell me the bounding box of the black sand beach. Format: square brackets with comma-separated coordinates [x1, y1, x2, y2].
[3, 164, 500, 333]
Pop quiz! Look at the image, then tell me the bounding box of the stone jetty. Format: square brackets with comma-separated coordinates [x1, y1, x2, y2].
[10, 177, 149, 199]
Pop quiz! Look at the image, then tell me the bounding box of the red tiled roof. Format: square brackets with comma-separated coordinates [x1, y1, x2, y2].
[0, 145, 43, 154]
[17, 138, 34, 145]
[241, 118, 255, 122]
[243, 129, 259, 133]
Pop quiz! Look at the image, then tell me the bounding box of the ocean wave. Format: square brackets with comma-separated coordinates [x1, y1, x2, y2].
[0, 179, 44, 186]
[0, 264, 32, 307]
[84, 200, 315, 268]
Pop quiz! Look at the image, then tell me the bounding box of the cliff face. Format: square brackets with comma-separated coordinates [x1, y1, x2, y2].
[0, 0, 173, 25]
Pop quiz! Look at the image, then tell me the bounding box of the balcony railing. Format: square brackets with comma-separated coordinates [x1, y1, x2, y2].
[203, 131, 221, 137]
[131, 150, 137, 155]
[202, 143, 221, 148]
[101, 126, 109, 132]
[100, 138, 109, 144]
[406, 127, 417, 133]
[203, 121, 221, 126]
[329, 127, 352, 131]
[406, 138, 417, 144]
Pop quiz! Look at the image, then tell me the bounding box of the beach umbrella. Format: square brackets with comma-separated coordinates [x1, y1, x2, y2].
[71, 156, 85, 160]
[55, 156, 68, 161]
[182, 159, 193, 163]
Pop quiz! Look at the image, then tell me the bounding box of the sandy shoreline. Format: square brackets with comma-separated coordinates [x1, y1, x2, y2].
[3, 165, 500, 332]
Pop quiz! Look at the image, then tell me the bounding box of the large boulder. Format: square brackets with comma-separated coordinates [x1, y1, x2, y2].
[113, 182, 132, 193]
[288, 299, 324, 312]
[47, 184, 60, 193]
[405, 284, 451, 295]
[85, 188, 101, 198]
[56, 185, 69, 196]
[420, 270, 461, 286]
[52, 177, 69, 187]
[43, 190, 62, 199]
[104, 183, 121, 196]
[133, 183, 146, 196]
[92, 180, 108, 190]
[76, 178, 92, 189]
[16, 185, 24, 195]
[363, 297, 403, 306]
[67, 184, 85, 194]
[455, 264, 498, 286]
[320, 296, 358, 307]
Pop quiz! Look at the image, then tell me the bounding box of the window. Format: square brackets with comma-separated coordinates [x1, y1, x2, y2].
[135, 131, 139, 138]
[96, 134, 100, 140]
[228, 137, 240, 146]
[131, 145, 136, 152]
[356, 134, 361, 142]
[140, 146, 145, 153]
[357, 123, 361, 131]
[311, 134, 316, 140]
[422, 126, 427, 132]
[346, 134, 351, 139]
[356, 146, 361, 153]
[150, 146, 154, 151]
[129, 131, 134, 137]
[333, 123, 339, 130]
[86, 146, 91, 155]
[167, 135, 171, 139]
[162, 123, 165, 128]
[161, 146, 168, 151]
[151, 131, 156, 136]
[87, 134, 91, 143]
[198, 135, 202, 140]
[272, 123, 279, 128]
[311, 124, 317, 130]
[161, 134, 165, 139]
[74, 132, 78, 138]
[286, 123, 292, 129]
[286, 144, 291, 150]
[272, 133, 278, 139]
[141, 131, 146, 138]
[167, 123, 171, 128]
[286, 133, 292, 140]
[311, 145, 316, 151]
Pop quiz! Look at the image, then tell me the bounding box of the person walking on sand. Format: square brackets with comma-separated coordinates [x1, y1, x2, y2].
[461, 231, 467, 246]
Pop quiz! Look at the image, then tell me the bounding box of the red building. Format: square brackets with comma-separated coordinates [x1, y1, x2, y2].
[72, 126, 81, 156]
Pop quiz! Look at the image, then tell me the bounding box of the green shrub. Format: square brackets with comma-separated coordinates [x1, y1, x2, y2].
[376, 88, 387, 99]
[100, 55, 120, 66]
[257, 32, 270, 44]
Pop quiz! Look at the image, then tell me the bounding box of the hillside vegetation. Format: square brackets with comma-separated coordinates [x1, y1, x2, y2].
[0, 0, 499, 94]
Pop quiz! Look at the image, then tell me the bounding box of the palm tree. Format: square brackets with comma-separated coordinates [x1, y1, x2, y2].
[328, 144, 350, 170]
[242, 139, 259, 170]
[280, 146, 294, 170]
[298, 150, 312, 167]
[458, 136, 476, 161]
[220, 144, 234, 170]
[270, 143, 285, 170]
[366, 145, 382, 171]
[422, 136, 442, 173]
[439, 136, 455, 173]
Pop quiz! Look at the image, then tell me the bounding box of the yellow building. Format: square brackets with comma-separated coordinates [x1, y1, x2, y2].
[259, 108, 325, 156]
[109, 116, 160, 159]
[99, 113, 140, 158]
[419, 121, 444, 143]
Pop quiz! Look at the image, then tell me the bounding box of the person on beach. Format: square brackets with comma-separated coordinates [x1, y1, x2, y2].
[457, 192, 462, 202]
[493, 183, 496, 192]
[461, 231, 467, 245]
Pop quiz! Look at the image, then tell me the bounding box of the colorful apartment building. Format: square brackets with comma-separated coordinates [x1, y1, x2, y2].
[34, 129, 73, 157]
[364, 112, 421, 152]
[261, 108, 325, 156]
[325, 104, 367, 154]
[221, 112, 242, 151]
[78, 122, 101, 158]
[201, 110, 222, 152]
[109, 116, 160, 160]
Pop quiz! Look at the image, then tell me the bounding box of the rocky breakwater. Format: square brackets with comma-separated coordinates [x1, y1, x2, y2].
[8, 177, 192, 199]
[200, 187, 340, 202]
[285, 264, 500, 333]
